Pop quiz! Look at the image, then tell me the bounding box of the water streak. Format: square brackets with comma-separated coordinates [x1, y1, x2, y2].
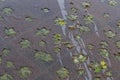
[57, 53, 63, 66]
[69, 32, 81, 52]
[84, 63, 92, 80]
[70, 33, 92, 80]
[107, 77, 113, 80]
[78, 38, 92, 80]
[107, 57, 112, 67]
[57, 0, 68, 35]
[80, 38, 86, 48]
[69, 52, 73, 57]
[93, 22, 100, 37]
[57, 0, 92, 80]
[86, 9, 100, 37]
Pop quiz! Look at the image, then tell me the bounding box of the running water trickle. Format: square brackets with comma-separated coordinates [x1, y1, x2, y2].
[82, 49, 88, 55]
[107, 57, 112, 67]
[69, 32, 81, 52]
[57, 0, 93, 80]
[84, 63, 92, 80]
[0, 36, 5, 42]
[69, 32, 92, 80]
[107, 77, 113, 80]
[77, 36, 93, 80]
[93, 22, 100, 37]
[80, 38, 86, 49]
[69, 52, 73, 57]
[85, 10, 100, 37]
[57, 53, 63, 66]
[57, 0, 68, 35]
[105, 58, 113, 80]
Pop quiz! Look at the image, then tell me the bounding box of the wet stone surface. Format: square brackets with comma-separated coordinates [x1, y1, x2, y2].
[0, 0, 120, 80]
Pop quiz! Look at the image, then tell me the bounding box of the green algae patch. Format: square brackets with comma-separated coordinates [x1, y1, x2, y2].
[108, 0, 118, 6]
[82, 2, 91, 9]
[84, 14, 94, 24]
[79, 26, 90, 33]
[73, 54, 87, 64]
[0, 73, 14, 80]
[117, 20, 120, 28]
[39, 40, 46, 47]
[4, 28, 16, 36]
[20, 39, 31, 48]
[34, 51, 53, 62]
[36, 28, 50, 36]
[62, 42, 74, 49]
[77, 68, 85, 76]
[114, 52, 120, 61]
[18, 67, 32, 78]
[41, 7, 50, 13]
[56, 67, 69, 79]
[3, 7, 13, 15]
[54, 18, 67, 26]
[54, 46, 61, 53]
[87, 44, 94, 50]
[116, 41, 120, 48]
[2, 48, 10, 56]
[99, 48, 109, 58]
[67, 14, 78, 21]
[89, 61, 108, 73]
[25, 16, 33, 22]
[104, 30, 116, 39]
[6, 61, 14, 68]
[100, 41, 108, 48]
[53, 34, 62, 44]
